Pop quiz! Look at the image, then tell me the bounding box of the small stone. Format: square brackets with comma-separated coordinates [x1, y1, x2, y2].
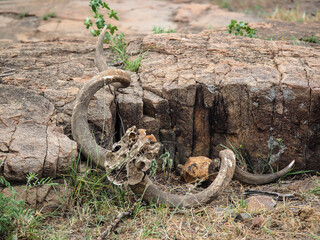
[251, 216, 264, 228]
[246, 196, 276, 212]
[235, 212, 252, 221]
[182, 156, 216, 183]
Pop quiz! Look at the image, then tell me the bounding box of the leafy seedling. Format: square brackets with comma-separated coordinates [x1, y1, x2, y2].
[19, 12, 29, 18]
[84, 0, 119, 41]
[152, 26, 176, 34]
[85, 0, 147, 72]
[301, 36, 320, 44]
[227, 19, 257, 38]
[42, 12, 56, 20]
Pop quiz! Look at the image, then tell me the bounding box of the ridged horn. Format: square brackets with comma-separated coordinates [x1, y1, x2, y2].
[129, 149, 236, 208]
[95, 26, 109, 72]
[233, 160, 295, 185]
[71, 70, 131, 168]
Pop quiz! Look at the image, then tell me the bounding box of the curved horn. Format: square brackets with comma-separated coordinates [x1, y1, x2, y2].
[72, 77, 235, 207]
[233, 160, 295, 185]
[95, 26, 109, 72]
[129, 149, 236, 208]
[72, 43, 235, 207]
[72, 70, 131, 168]
[72, 30, 130, 168]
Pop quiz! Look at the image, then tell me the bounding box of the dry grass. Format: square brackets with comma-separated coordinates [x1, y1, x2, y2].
[18, 174, 319, 240]
[2, 139, 320, 240]
[269, 6, 320, 23]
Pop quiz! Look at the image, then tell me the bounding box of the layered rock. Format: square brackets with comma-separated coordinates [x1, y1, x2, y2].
[132, 32, 320, 170]
[0, 85, 77, 181]
[1, 33, 319, 175]
[0, 183, 69, 213]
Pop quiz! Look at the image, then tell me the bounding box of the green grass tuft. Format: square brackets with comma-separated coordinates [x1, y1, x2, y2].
[152, 26, 176, 34]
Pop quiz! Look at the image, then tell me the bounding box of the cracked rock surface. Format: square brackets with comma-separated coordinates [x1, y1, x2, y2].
[1, 32, 319, 182]
[0, 183, 69, 213]
[0, 85, 77, 181]
[133, 32, 320, 170]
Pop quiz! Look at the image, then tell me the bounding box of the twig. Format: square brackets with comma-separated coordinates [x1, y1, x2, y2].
[243, 189, 295, 201]
[0, 72, 15, 77]
[0, 67, 16, 77]
[98, 202, 138, 240]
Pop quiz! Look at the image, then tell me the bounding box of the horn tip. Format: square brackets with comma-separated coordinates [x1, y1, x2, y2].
[288, 160, 295, 169]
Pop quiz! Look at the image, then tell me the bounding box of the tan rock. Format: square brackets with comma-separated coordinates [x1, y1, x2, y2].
[251, 216, 264, 228]
[246, 196, 276, 212]
[1, 30, 319, 173]
[1, 184, 70, 213]
[0, 85, 77, 182]
[182, 156, 215, 183]
[139, 32, 320, 170]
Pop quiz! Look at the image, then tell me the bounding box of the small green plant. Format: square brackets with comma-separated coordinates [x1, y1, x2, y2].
[262, 35, 275, 41]
[0, 177, 40, 239]
[25, 172, 57, 189]
[19, 12, 29, 18]
[108, 32, 148, 72]
[212, 0, 232, 10]
[152, 26, 176, 34]
[154, 150, 173, 182]
[231, 190, 248, 213]
[301, 36, 320, 44]
[227, 20, 257, 38]
[220, 141, 254, 172]
[159, 150, 173, 173]
[123, 52, 145, 72]
[42, 14, 49, 20]
[85, 0, 146, 72]
[148, 159, 158, 178]
[265, 137, 286, 165]
[290, 35, 302, 45]
[49, 12, 56, 18]
[219, 0, 231, 10]
[42, 12, 56, 20]
[221, 137, 287, 174]
[84, 0, 119, 41]
[282, 169, 314, 179]
[308, 172, 320, 195]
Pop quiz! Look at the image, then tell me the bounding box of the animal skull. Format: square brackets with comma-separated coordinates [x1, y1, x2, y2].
[71, 26, 295, 208]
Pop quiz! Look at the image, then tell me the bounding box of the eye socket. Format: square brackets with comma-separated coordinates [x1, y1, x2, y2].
[135, 161, 146, 171]
[112, 145, 122, 152]
[129, 132, 136, 141]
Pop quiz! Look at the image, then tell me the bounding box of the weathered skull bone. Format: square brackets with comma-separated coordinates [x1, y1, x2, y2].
[71, 25, 295, 208]
[105, 126, 160, 185]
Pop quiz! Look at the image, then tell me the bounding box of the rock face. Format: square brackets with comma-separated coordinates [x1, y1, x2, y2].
[1, 32, 319, 176]
[133, 32, 320, 171]
[0, 183, 70, 213]
[0, 85, 77, 181]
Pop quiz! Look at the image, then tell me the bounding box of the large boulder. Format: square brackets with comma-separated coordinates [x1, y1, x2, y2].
[0, 85, 77, 181]
[1, 33, 319, 173]
[133, 32, 320, 170]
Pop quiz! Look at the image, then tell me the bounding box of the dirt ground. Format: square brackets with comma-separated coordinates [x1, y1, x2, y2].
[0, 0, 319, 44]
[1, 0, 320, 239]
